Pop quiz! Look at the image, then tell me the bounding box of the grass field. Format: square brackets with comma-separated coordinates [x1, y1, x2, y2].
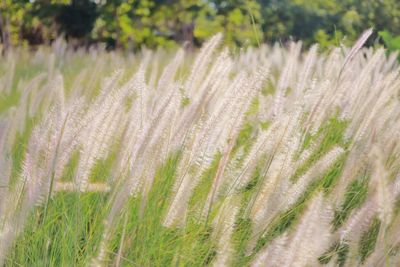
[0, 32, 400, 266]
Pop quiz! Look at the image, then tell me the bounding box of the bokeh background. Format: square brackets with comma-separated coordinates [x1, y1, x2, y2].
[1, 0, 400, 51]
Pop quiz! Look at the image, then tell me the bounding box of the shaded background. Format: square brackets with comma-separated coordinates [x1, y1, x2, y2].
[1, 0, 400, 51]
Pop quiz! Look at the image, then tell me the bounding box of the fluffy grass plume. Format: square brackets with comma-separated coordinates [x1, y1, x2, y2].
[0, 32, 400, 266]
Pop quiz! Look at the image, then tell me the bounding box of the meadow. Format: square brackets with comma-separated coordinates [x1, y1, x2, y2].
[0, 31, 399, 266]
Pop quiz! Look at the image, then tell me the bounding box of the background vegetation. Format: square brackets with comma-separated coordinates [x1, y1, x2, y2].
[1, 2, 400, 266]
[2, 0, 400, 50]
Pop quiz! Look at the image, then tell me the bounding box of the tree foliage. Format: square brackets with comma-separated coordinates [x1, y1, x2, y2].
[1, 0, 400, 49]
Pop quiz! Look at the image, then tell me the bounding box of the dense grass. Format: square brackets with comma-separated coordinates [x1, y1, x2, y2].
[1, 34, 400, 266]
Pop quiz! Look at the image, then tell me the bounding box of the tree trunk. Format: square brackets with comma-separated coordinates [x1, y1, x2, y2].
[0, 12, 11, 53]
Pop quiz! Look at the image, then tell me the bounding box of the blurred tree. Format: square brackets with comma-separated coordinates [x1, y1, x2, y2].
[337, 0, 400, 42]
[2, 0, 400, 50]
[91, 0, 262, 49]
[260, 0, 342, 47]
[259, 0, 400, 48]
[56, 0, 98, 39]
[92, 0, 155, 49]
[0, 0, 31, 48]
[195, 0, 263, 46]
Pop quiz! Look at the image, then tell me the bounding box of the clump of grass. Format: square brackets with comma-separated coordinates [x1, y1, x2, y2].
[0, 30, 400, 266]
